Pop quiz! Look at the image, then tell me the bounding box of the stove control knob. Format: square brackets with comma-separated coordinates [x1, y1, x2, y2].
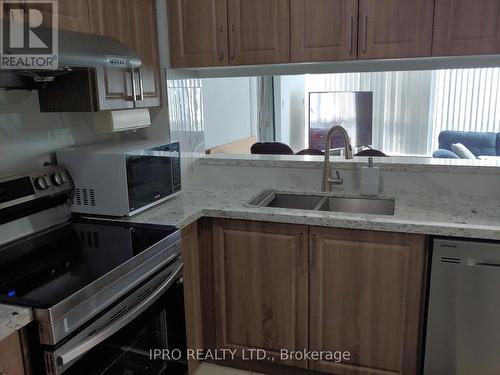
[34, 176, 48, 190]
[51, 173, 64, 186]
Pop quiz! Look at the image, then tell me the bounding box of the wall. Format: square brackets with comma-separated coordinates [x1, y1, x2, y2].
[0, 90, 114, 175]
[275, 76, 306, 152]
[202, 77, 256, 150]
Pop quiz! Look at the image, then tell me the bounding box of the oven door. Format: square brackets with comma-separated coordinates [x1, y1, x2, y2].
[43, 259, 186, 375]
[126, 144, 181, 214]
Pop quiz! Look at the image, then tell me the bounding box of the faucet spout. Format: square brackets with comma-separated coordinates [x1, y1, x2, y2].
[321, 125, 353, 192]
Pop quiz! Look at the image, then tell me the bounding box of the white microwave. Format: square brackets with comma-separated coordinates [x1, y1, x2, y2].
[57, 141, 181, 217]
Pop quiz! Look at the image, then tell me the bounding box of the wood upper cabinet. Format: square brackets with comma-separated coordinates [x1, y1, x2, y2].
[89, 0, 161, 110]
[89, 0, 134, 110]
[53, 0, 90, 33]
[227, 0, 290, 65]
[128, 0, 162, 108]
[34, 0, 91, 33]
[358, 0, 435, 59]
[212, 219, 309, 368]
[290, 0, 358, 62]
[0, 332, 26, 375]
[309, 227, 427, 375]
[433, 0, 500, 56]
[168, 0, 228, 68]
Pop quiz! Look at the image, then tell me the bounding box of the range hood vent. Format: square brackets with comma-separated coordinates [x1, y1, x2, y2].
[56, 29, 142, 70]
[0, 26, 141, 88]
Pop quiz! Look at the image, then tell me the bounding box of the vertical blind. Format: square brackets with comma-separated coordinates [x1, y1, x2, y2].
[306, 68, 500, 156]
[428, 68, 500, 155]
[167, 79, 204, 132]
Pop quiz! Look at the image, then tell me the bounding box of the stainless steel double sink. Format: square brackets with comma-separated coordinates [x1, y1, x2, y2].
[248, 190, 395, 216]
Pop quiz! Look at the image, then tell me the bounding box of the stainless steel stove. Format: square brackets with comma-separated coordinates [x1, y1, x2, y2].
[0, 166, 187, 375]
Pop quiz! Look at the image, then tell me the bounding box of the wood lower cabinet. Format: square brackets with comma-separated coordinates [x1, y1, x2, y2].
[182, 223, 203, 375]
[308, 227, 427, 375]
[227, 0, 290, 65]
[185, 219, 428, 375]
[0, 332, 26, 375]
[358, 0, 434, 59]
[212, 219, 309, 368]
[168, 0, 228, 68]
[433, 0, 500, 56]
[290, 0, 358, 62]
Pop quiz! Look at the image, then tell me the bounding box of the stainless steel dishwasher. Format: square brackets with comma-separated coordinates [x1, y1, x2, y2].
[424, 238, 500, 375]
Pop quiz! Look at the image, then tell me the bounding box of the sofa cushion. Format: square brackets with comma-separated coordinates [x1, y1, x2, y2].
[432, 149, 460, 159]
[438, 131, 498, 157]
[452, 143, 477, 159]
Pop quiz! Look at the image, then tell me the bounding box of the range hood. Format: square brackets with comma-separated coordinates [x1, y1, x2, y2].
[0, 26, 141, 86]
[57, 29, 142, 70]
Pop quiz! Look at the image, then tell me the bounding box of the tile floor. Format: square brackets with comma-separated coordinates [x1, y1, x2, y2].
[193, 362, 265, 375]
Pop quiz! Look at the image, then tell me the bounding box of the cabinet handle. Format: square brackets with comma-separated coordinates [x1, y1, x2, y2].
[137, 68, 144, 101]
[348, 15, 353, 54]
[218, 25, 225, 62]
[298, 233, 305, 267]
[362, 14, 368, 52]
[230, 24, 236, 61]
[130, 68, 137, 104]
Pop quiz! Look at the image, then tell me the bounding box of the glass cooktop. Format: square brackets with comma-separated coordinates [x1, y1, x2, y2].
[0, 219, 178, 309]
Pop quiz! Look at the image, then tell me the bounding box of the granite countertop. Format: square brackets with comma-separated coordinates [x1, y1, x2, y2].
[2, 184, 498, 337]
[199, 154, 500, 175]
[0, 304, 33, 341]
[124, 185, 500, 241]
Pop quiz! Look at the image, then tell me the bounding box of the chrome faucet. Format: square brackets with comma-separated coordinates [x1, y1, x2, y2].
[322, 125, 353, 192]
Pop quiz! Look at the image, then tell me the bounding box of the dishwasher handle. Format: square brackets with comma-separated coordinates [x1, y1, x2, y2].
[473, 261, 500, 268]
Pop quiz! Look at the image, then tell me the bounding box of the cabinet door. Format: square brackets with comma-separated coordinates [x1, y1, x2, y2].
[433, 0, 500, 56]
[0, 332, 26, 375]
[181, 223, 203, 375]
[309, 227, 427, 375]
[89, 0, 134, 110]
[358, 0, 434, 59]
[227, 0, 289, 65]
[129, 0, 161, 108]
[290, 0, 358, 62]
[213, 219, 308, 368]
[36, 0, 91, 33]
[54, 0, 90, 33]
[168, 0, 228, 68]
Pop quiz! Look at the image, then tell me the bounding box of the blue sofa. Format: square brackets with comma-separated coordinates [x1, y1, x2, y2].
[433, 131, 500, 158]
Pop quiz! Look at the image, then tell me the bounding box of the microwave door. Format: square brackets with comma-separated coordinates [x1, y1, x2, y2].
[126, 153, 174, 214]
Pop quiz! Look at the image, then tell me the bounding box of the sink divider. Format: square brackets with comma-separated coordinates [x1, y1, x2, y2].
[312, 197, 329, 211]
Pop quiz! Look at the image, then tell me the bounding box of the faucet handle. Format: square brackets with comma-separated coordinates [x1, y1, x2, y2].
[328, 171, 344, 185]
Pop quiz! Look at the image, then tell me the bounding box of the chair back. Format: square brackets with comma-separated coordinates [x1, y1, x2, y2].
[251, 142, 294, 155]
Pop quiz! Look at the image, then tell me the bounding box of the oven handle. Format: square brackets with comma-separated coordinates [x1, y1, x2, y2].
[56, 261, 183, 368]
